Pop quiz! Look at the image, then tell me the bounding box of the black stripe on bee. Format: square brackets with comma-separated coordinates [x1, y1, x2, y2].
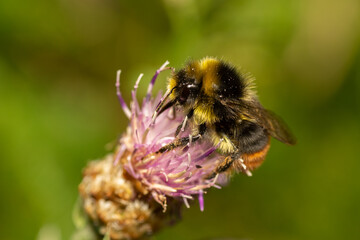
[217, 62, 245, 99]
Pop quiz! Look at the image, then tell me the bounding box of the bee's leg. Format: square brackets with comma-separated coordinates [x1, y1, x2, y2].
[172, 105, 176, 119]
[157, 123, 206, 154]
[175, 109, 194, 137]
[206, 151, 240, 179]
[156, 134, 200, 154]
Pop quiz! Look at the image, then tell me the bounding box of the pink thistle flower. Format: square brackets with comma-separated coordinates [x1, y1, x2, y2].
[77, 62, 229, 240]
[115, 61, 224, 211]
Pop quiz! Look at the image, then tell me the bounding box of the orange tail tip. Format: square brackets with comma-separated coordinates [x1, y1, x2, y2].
[241, 141, 271, 170]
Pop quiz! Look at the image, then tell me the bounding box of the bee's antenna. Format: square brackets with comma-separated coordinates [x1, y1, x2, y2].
[151, 86, 177, 124]
[151, 88, 171, 124]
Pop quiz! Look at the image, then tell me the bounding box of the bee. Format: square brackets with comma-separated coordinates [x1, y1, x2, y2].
[152, 57, 296, 178]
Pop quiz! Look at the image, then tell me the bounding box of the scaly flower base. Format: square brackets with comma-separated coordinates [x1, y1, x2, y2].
[78, 154, 182, 240]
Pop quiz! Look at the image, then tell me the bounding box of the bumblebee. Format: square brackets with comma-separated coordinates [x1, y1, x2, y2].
[153, 57, 296, 178]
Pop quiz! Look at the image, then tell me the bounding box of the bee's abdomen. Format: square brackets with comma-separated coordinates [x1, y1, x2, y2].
[235, 121, 271, 169]
[241, 140, 270, 170]
[235, 121, 268, 152]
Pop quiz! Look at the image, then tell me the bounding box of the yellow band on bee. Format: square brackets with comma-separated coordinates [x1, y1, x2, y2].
[193, 105, 218, 125]
[211, 133, 235, 153]
[200, 58, 220, 97]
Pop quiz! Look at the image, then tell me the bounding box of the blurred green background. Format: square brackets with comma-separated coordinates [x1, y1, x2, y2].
[0, 0, 359, 239]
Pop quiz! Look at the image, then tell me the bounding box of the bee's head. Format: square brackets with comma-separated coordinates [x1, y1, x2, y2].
[169, 68, 201, 106]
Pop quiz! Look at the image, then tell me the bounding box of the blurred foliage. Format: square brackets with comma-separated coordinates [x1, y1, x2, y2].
[0, 0, 359, 239]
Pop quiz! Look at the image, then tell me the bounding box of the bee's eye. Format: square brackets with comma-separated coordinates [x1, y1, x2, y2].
[179, 87, 190, 103]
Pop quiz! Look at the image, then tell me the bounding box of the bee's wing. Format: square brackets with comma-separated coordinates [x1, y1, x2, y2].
[236, 99, 296, 145]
